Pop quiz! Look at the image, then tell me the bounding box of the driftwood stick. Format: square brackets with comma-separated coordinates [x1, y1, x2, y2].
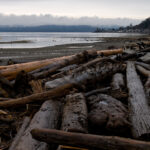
[15, 100, 61, 150]
[31, 128, 150, 150]
[9, 117, 30, 150]
[127, 61, 150, 139]
[0, 83, 74, 108]
[84, 87, 111, 97]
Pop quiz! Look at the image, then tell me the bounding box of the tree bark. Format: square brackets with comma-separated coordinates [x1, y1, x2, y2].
[61, 93, 88, 133]
[9, 117, 30, 150]
[31, 128, 150, 150]
[15, 100, 61, 150]
[126, 61, 150, 139]
[0, 83, 74, 108]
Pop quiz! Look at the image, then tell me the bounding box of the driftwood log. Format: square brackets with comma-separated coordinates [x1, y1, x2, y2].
[0, 49, 122, 80]
[15, 100, 61, 150]
[0, 83, 74, 108]
[31, 128, 150, 150]
[88, 94, 130, 135]
[9, 117, 30, 150]
[61, 93, 88, 133]
[31, 50, 97, 79]
[127, 61, 150, 139]
[46, 60, 126, 90]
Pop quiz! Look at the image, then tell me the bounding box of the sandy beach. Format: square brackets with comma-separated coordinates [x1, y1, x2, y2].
[0, 35, 149, 65]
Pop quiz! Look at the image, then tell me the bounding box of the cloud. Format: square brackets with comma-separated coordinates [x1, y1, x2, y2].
[0, 14, 142, 27]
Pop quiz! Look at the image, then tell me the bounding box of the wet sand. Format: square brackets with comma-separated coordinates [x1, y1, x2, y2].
[0, 35, 149, 65]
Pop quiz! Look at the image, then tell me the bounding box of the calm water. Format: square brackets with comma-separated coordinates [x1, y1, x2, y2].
[0, 32, 141, 48]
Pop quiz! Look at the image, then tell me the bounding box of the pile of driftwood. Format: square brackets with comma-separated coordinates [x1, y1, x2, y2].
[0, 40, 150, 150]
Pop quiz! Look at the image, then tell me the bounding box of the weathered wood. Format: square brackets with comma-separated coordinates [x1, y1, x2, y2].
[61, 93, 88, 133]
[88, 94, 130, 135]
[0, 83, 74, 108]
[9, 117, 30, 150]
[0, 57, 69, 80]
[111, 73, 125, 90]
[127, 61, 150, 139]
[46, 60, 126, 90]
[0, 49, 122, 80]
[15, 100, 61, 150]
[135, 61, 150, 70]
[31, 128, 150, 150]
[139, 53, 150, 63]
[97, 48, 123, 56]
[136, 65, 150, 77]
[84, 87, 111, 97]
[32, 50, 97, 79]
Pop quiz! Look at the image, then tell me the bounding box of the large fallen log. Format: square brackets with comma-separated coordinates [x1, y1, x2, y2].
[0, 49, 123, 80]
[9, 117, 30, 150]
[31, 50, 97, 79]
[61, 93, 88, 133]
[15, 100, 61, 150]
[0, 83, 74, 108]
[126, 61, 150, 139]
[88, 94, 130, 135]
[31, 128, 150, 150]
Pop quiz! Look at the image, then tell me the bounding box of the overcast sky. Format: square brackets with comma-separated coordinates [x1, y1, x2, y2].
[0, 0, 149, 26]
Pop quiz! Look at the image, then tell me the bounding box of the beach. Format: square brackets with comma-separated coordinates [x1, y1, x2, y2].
[0, 34, 149, 65]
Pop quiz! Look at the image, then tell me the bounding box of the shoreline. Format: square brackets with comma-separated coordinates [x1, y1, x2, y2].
[0, 35, 149, 65]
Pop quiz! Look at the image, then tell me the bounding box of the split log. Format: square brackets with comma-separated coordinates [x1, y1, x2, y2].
[9, 117, 30, 150]
[61, 93, 88, 133]
[15, 100, 61, 150]
[0, 83, 74, 108]
[111, 73, 125, 90]
[88, 94, 130, 135]
[126, 61, 150, 139]
[31, 128, 150, 150]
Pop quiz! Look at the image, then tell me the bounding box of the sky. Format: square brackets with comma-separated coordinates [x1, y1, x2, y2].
[0, 0, 149, 26]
